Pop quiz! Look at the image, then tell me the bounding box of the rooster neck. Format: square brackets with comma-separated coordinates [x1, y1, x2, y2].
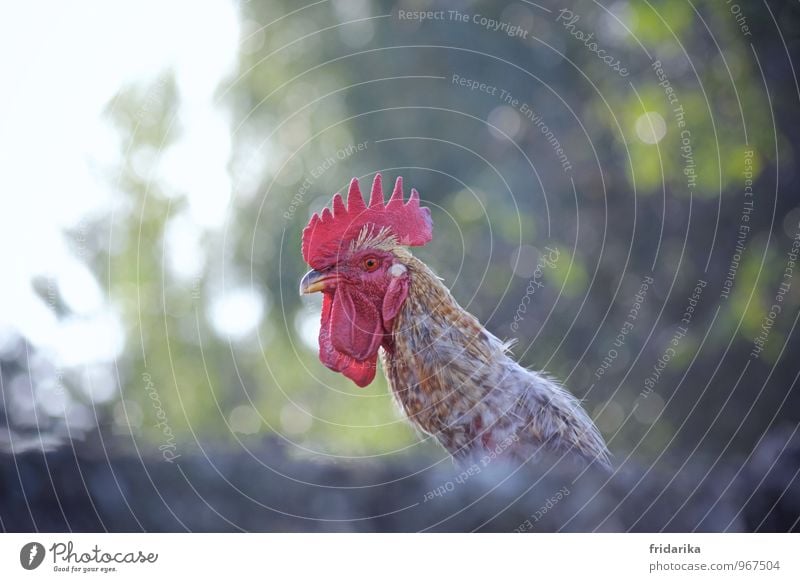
[380, 255, 515, 458]
[379, 252, 611, 468]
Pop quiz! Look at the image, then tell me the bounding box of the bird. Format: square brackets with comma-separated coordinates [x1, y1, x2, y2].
[299, 174, 610, 468]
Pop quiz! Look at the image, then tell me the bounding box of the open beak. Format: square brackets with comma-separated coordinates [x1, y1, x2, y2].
[299, 269, 338, 295]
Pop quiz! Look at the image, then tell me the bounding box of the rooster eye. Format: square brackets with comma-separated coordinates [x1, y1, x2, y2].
[362, 257, 380, 272]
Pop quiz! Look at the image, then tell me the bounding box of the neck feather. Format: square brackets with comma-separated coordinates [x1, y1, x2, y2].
[380, 250, 611, 468]
[380, 251, 512, 456]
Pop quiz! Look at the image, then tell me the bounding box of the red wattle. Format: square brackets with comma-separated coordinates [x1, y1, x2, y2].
[318, 291, 380, 387]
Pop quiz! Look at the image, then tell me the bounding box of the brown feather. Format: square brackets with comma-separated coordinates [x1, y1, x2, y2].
[380, 249, 611, 468]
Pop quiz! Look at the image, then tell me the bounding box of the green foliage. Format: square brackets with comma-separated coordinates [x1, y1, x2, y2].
[85, 0, 798, 460]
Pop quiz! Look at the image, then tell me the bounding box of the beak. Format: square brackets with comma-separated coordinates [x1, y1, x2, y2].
[299, 269, 338, 295]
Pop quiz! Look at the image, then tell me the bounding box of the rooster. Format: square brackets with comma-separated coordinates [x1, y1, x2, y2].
[300, 174, 610, 468]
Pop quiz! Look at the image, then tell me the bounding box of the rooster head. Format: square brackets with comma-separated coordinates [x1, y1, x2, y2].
[299, 174, 432, 387]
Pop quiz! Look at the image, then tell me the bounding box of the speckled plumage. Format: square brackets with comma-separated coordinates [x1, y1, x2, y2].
[381, 248, 611, 468]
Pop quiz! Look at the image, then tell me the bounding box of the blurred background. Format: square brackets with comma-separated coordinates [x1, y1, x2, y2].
[1, 0, 799, 531]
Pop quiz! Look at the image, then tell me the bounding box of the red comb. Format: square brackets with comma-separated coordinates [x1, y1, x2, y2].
[301, 174, 432, 269]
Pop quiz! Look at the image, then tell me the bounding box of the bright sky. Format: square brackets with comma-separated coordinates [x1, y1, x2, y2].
[0, 1, 240, 380]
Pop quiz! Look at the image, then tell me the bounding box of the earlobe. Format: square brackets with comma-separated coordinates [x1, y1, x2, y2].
[382, 268, 409, 325]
